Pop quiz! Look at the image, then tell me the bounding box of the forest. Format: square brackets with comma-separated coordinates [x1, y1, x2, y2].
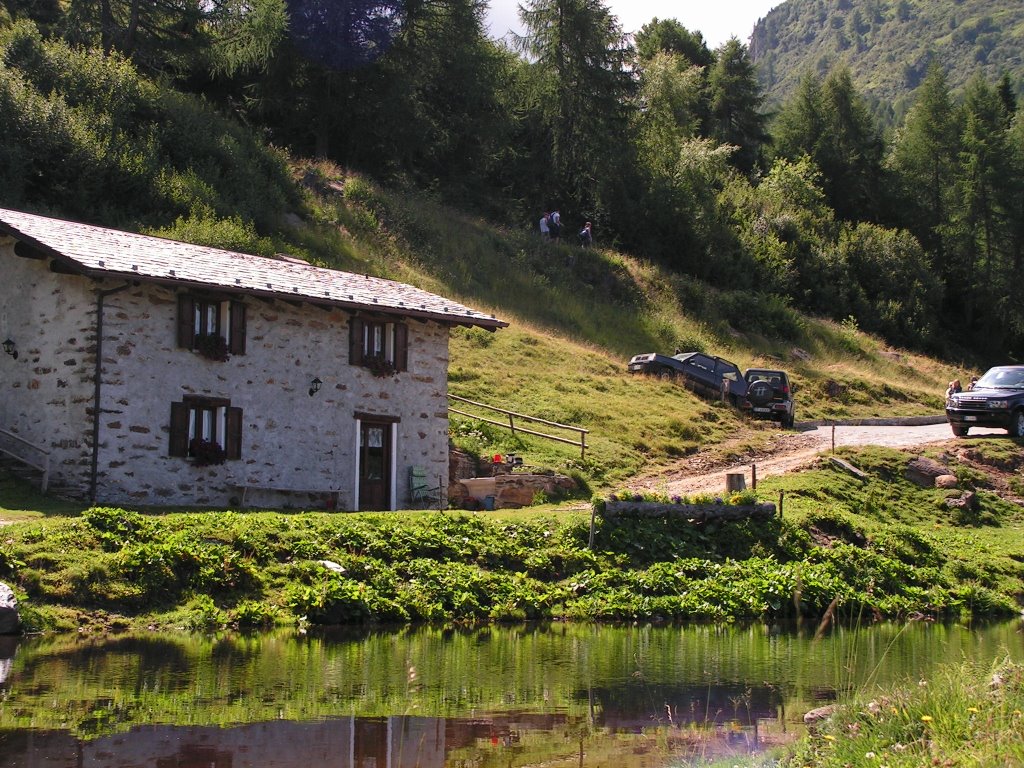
[1, 0, 1023, 360]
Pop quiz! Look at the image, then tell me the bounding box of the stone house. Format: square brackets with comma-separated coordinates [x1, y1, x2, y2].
[0, 207, 505, 510]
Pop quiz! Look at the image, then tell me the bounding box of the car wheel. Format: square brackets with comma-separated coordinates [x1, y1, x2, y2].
[1010, 410, 1024, 438]
[658, 369, 674, 381]
[747, 380, 772, 406]
[951, 424, 969, 438]
[783, 412, 794, 429]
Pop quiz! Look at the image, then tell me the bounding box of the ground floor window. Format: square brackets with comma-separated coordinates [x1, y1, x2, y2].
[169, 396, 242, 465]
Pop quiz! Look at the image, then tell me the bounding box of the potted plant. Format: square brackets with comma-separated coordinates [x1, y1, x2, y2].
[189, 438, 226, 466]
[195, 333, 230, 362]
[364, 353, 397, 378]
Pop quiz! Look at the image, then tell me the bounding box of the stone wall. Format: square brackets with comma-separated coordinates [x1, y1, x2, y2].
[0, 238, 97, 493]
[0, 239, 452, 509]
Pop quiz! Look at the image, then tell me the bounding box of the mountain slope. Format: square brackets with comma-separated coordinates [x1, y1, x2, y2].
[750, 0, 1024, 121]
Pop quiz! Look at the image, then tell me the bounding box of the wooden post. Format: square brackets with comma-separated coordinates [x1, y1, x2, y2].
[751, 463, 757, 490]
[831, 423, 835, 454]
[726, 473, 746, 493]
[778, 490, 784, 518]
[509, 414, 516, 436]
[588, 505, 596, 550]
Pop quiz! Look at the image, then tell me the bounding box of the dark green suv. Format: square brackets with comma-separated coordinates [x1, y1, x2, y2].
[740, 369, 795, 428]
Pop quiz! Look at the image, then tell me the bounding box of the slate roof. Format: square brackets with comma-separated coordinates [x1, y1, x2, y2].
[0, 207, 506, 329]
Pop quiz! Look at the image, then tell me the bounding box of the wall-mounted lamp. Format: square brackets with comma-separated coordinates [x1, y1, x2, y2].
[308, 377, 323, 397]
[2, 338, 17, 360]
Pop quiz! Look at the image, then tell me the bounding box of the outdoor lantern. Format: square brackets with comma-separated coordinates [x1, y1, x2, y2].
[308, 377, 322, 397]
[2, 338, 16, 360]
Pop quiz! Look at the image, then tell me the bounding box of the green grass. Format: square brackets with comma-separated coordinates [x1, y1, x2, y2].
[769, 658, 1024, 767]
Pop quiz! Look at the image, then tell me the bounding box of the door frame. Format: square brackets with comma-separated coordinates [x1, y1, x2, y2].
[353, 413, 399, 511]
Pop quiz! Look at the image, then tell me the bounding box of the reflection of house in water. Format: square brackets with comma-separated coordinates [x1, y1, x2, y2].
[1, 717, 446, 768]
[0, 689, 787, 767]
[587, 683, 784, 728]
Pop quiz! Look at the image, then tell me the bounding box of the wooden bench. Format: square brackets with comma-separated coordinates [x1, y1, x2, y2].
[229, 484, 342, 510]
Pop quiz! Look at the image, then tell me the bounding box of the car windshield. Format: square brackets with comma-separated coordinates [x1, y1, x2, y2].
[976, 368, 1024, 389]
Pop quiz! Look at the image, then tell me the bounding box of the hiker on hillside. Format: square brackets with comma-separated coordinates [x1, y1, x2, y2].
[578, 221, 592, 247]
[549, 210, 561, 240]
[539, 212, 550, 238]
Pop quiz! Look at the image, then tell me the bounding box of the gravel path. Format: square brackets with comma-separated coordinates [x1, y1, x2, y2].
[632, 421, 1005, 497]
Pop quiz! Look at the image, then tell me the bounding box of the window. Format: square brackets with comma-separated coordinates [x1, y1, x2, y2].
[169, 397, 242, 463]
[177, 294, 246, 357]
[349, 316, 408, 373]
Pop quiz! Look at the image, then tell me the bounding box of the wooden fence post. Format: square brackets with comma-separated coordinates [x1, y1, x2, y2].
[751, 463, 757, 490]
[778, 490, 784, 518]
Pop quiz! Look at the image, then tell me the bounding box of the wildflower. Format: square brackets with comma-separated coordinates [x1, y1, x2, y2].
[865, 752, 875, 759]
[867, 700, 881, 715]
[967, 707, 979, 713]
[822, 734, 836, 741]
[920, 715, 933, 722]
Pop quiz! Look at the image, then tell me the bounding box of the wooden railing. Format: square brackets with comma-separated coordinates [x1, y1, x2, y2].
[0, 428, 50, 492]
[447, 394, 589, 459]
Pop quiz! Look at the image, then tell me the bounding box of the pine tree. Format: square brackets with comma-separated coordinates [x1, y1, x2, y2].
[517, 0, 635, 217]
[708, 37, 768, 175]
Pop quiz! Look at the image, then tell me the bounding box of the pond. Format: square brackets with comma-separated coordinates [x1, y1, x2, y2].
[0, 620, 1021, 767]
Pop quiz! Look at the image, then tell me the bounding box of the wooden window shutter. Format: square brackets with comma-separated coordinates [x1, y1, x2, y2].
[169, 401, 190, 457]
[229, 301, 247, 355]
[349, 316, 364, 366]
[394, 323, 409, 372]
[177, 294, 195, 349]
[225, 407, 243, 460]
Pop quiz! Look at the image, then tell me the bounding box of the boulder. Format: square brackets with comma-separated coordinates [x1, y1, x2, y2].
[905, 456, 950, 488]
[0, 583, 20, 635]
[493, 473, 576, 509]
[935, 474, 959, 489]
[945, 490, 978, 512]
[803, 704, 837, 727]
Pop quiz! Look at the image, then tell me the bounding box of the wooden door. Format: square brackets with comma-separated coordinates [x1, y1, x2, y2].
[358, 421, 391, 510]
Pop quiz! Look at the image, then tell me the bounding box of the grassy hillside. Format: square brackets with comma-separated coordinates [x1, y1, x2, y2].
[750, 0, 1024, 121]
[280, 164, 957, 487]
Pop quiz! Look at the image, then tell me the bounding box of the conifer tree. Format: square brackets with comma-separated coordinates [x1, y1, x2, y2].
[708, 37, 768, 174]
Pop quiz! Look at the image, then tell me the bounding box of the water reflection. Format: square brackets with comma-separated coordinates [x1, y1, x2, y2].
[0, 621, 1020, 767]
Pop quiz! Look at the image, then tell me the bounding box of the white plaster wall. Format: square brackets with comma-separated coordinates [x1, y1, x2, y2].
[1, 238, 452, 508]
[0, 240, 98, 492]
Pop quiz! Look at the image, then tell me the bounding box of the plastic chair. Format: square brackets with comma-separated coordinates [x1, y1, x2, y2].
[409, 466, 444, 507]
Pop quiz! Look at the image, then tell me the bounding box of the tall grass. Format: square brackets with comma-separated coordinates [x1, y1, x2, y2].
[774, 658, 1024, 767]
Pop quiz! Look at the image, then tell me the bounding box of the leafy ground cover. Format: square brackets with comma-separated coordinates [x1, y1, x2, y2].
[1, 439, 1020, 634]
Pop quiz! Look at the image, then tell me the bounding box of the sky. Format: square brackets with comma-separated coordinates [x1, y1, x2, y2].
[486, 0, 783, 50]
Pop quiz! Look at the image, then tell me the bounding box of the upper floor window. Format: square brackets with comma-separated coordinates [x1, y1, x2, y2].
[168, 396, 242, 465]
[349, 316, 408, 375]
[177, 294, 246, 359]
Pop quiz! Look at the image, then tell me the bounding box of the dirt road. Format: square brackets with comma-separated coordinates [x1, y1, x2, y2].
[632, 421, 1004, 497]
